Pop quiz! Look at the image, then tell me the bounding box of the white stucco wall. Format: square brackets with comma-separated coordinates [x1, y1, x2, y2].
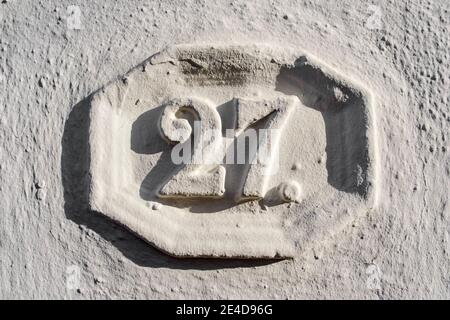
[0, 0, 448, 299]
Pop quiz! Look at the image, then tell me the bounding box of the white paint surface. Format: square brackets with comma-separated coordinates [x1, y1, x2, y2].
[0, 0, 448, 299]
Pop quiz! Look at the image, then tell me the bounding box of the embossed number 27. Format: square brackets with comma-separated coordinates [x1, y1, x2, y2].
[157, 95, 298, 201]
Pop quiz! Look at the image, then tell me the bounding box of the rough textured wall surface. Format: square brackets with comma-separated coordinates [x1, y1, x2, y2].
[0, 0, 449, 299]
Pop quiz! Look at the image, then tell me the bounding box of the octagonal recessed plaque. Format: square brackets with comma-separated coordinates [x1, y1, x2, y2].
[88, 44, 378, 258]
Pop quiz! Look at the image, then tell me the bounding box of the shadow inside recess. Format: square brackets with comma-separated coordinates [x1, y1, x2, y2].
[61, 94, 278, 269]
[275, 57, 371, 197]
[61, 56, 370, 268]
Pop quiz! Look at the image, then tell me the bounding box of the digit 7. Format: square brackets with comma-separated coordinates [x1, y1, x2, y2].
[234, 96, 298, 201]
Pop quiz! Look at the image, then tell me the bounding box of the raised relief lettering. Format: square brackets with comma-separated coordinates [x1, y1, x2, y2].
[85, 44, 377, 258]
[158, 97, 225, 198]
